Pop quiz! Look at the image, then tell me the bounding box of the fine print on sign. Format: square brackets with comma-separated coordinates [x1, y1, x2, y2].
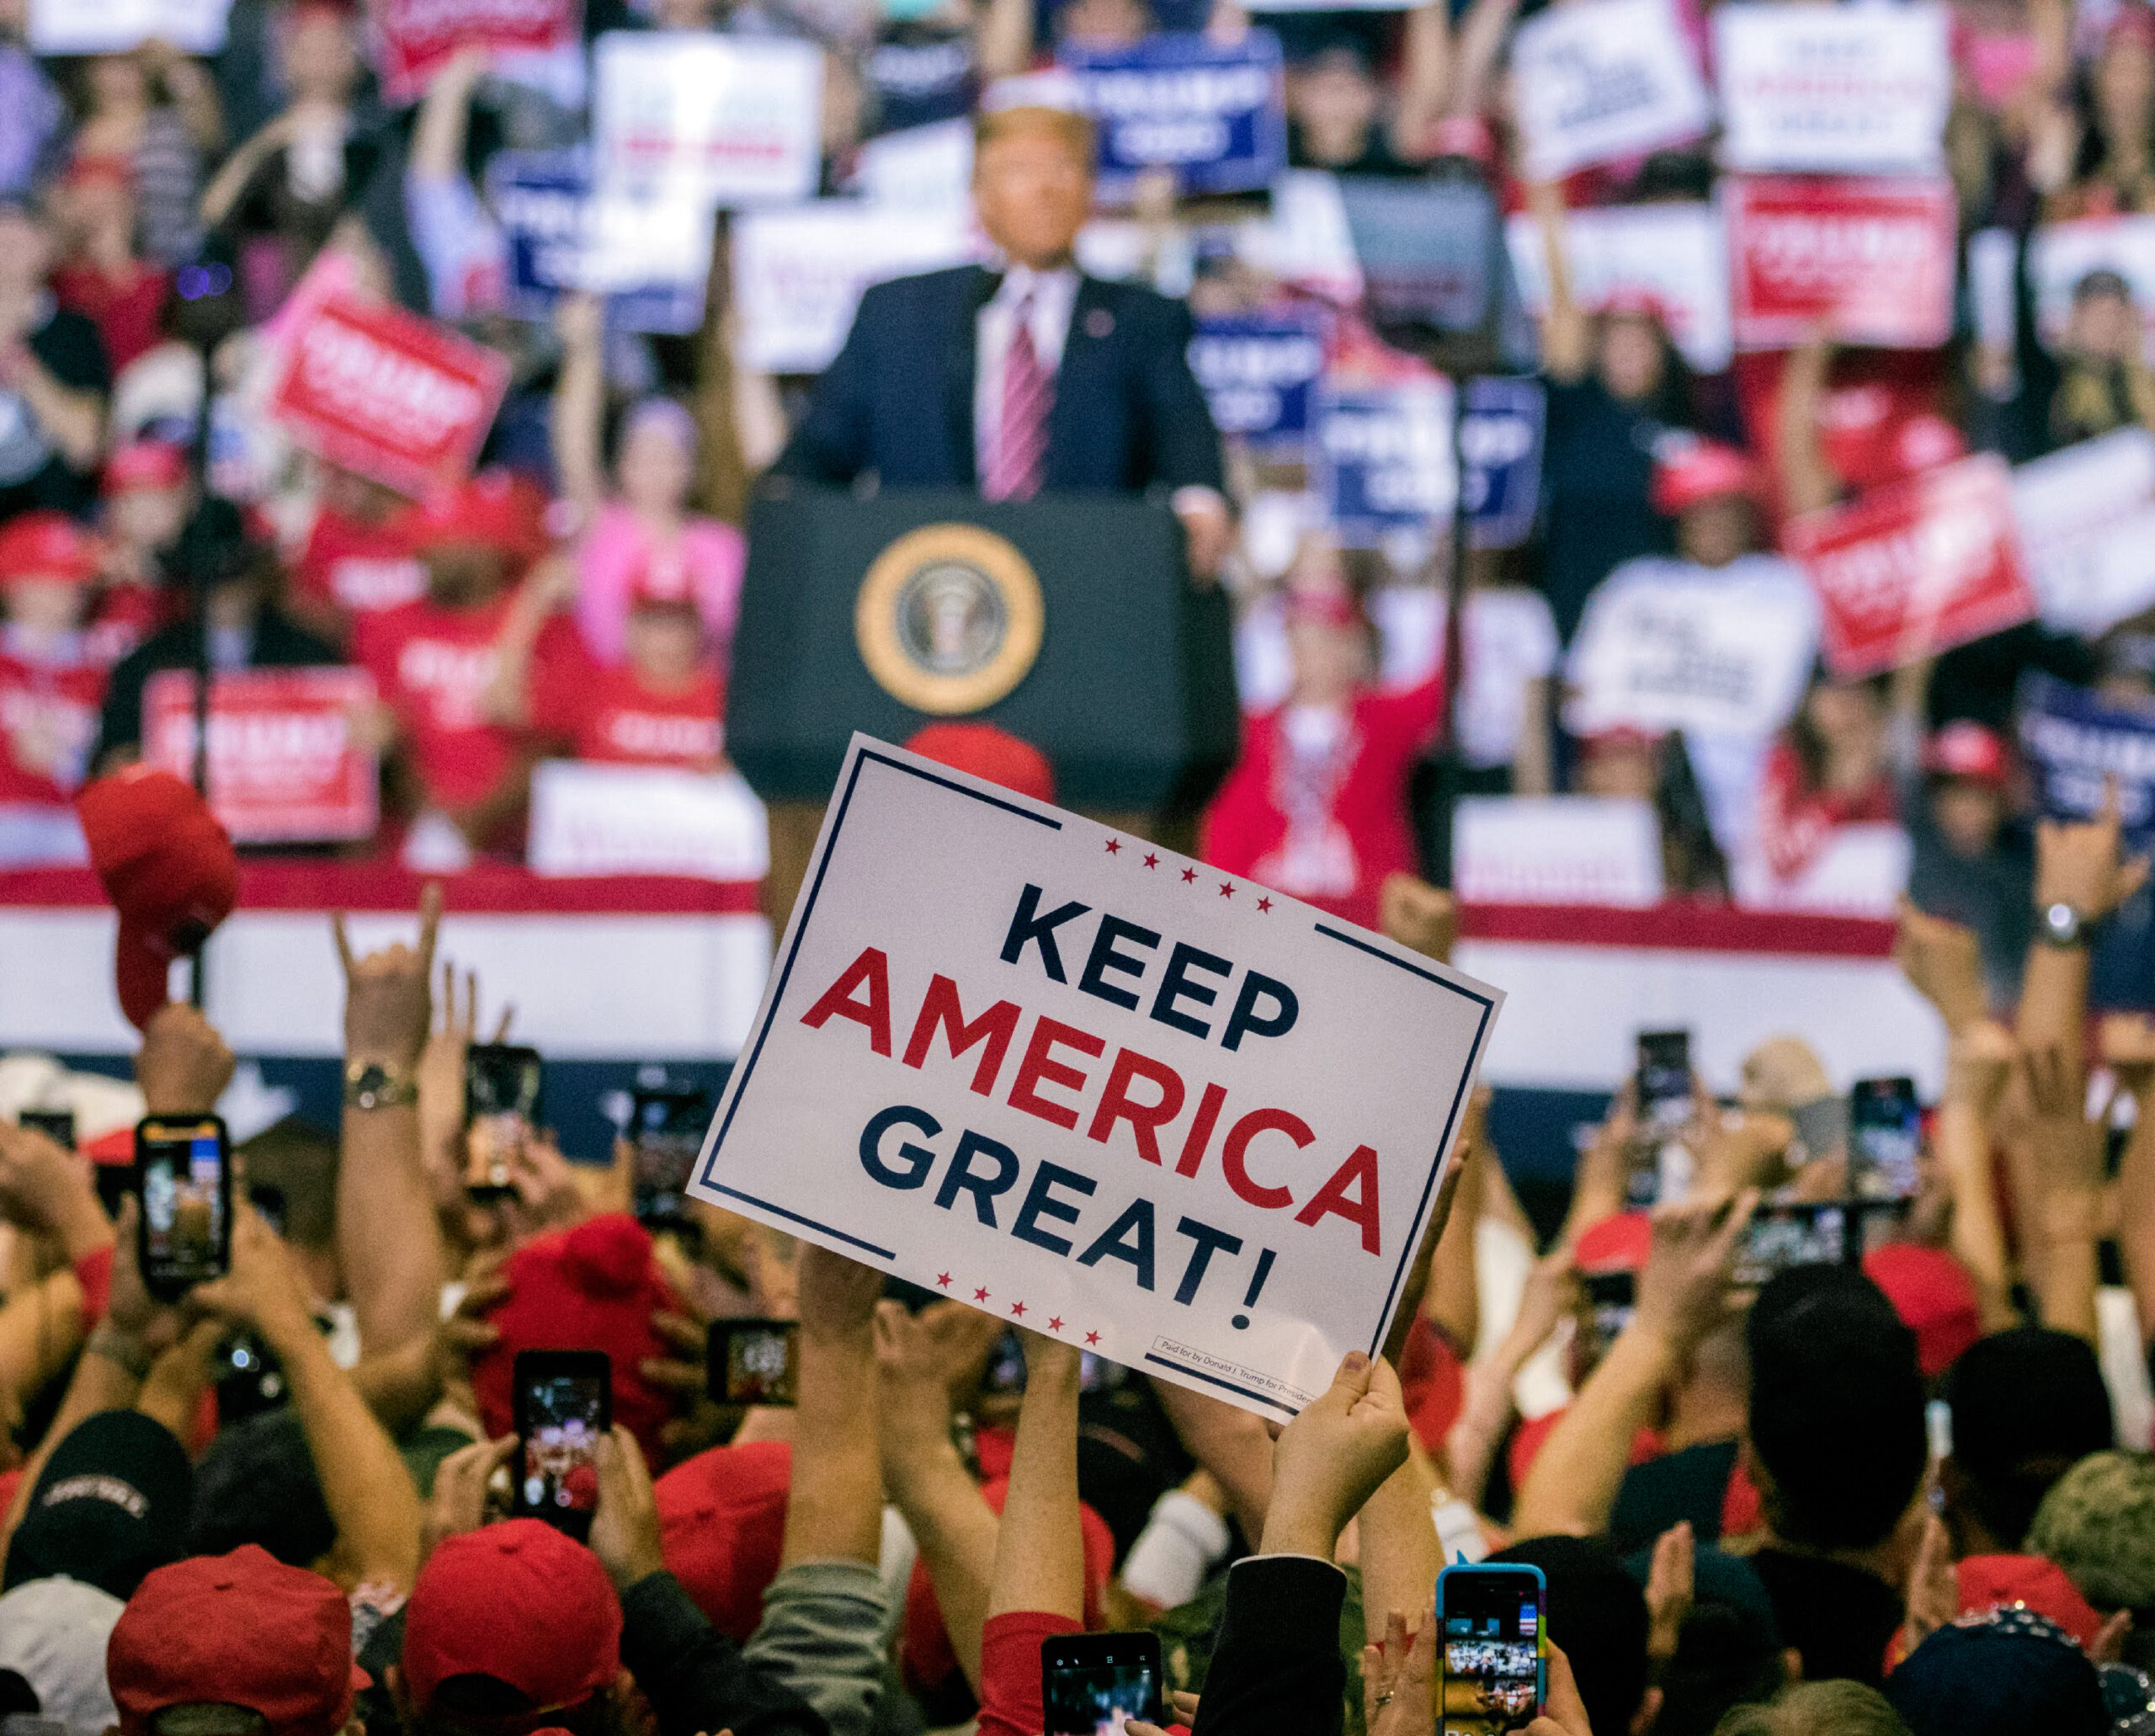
[690, 735, 1503, 1418]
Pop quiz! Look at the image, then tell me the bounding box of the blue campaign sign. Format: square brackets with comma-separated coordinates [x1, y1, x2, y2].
[487, 149, 706, 337]
[2017, 672, 2155, 1009]
[1317, 381, 1456, 548]
[1459, 376, 1546, 551]
[1062, 30, 1286, 200]
[1187, 310, 1328, 453]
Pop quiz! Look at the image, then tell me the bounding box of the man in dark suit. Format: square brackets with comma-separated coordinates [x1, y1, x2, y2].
[774, 99, 1233, 576]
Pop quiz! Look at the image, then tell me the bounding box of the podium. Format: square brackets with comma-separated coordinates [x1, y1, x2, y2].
[726, 487, 1241, 816]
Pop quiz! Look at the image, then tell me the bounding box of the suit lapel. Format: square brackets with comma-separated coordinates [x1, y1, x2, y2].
[946, 265, 998, 487]
[1046, 276, 1110, 490]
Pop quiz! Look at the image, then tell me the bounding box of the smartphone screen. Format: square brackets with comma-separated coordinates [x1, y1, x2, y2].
[466, 1045, 543, 1199]
[1635, 1030, 1692, 1130]
[1850, 1077, 1922, 1198]
[708, 1318, 800, 1406]
[136, 1116, 231, 1300]
[981, 1328, 1029, 1397]
[1438, 1564, 1546, 1734]
[1734, 1203, 1847, 1286]
[19, 1109, 74, 1150]
[1040, 1632, 1162, 1735]
[631, 1085, 710, 1230]
[513, 1350, 609, 1541]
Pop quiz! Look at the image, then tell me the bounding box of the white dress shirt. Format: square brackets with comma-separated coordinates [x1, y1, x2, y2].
[973, 264, 1080, 483]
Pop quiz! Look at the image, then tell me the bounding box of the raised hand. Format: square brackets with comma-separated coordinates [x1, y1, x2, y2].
[2035, 780, 2152, 923]
[1261, 1351, 1410, 1559]
[423, 1434, 516, 1558]
[333, 882, 441, 1073]
[1894, 899, 1987, 1035]
[0, 1120, 109, 1255]
[1631, 1190, 1754, 1357]
[588, 1426, 667, 1593]
[136, 1004, 236, 1116]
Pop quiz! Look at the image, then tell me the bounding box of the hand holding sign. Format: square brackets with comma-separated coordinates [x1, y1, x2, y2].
[689, 735, 1501, 1417]
[1258, 1351, 1409, 1557]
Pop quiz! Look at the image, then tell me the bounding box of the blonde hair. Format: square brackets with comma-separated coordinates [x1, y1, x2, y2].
[1714, 1682, 1912, 1736]
[973, 104, 1097, 162]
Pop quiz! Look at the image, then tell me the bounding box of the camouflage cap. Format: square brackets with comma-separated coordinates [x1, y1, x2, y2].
[2026, 1451, 2155, 1613]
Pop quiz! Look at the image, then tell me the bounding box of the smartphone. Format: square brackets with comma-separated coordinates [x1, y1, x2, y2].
[1040, 1632, 1163, 1735]
[93, 1158, 133, 1222]
[135, 1115, 231, 1302]
[512, 1350, 610, 1542]
[708, 1318, 800, 1406]
[1581, 1270, 1636, 1360]
[629, 1084, 710, 1234]
[466, 1044, 544, 1201]
[1437, 1562, 1547, 1734]
[1635, 1031, 1692, 1132]
[981, 1328, 1029, 1398]
[18, 1108, 74, 1150]
[1734, 1202, 1849, 1287]
[1849, 1077, 1923, 1198]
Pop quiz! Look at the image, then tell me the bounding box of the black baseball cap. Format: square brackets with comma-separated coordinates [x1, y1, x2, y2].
[3, 1412, 194, 1600]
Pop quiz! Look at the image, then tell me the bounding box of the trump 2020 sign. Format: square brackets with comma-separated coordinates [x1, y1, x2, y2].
[689, 735, 1503, 1417]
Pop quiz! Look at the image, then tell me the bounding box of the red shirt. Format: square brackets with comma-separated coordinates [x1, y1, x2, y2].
[1200, 680, 1442, 931]
[536, 649, 726, 770]
[51, 260, 173, 374]
[0, 651, 108, 804]
[83, 579, 174, 668]
[353, 593, 577, 817]
[1757, 740, 1899, 882]
[295, 505, 428, 636]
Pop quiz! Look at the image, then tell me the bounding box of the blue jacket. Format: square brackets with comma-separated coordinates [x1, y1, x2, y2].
[773, 264, 1225, 497]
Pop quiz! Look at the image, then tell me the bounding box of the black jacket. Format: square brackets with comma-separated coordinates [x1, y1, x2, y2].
[1191, 1555, 1349, 1736]
[93, 608, 343, 767]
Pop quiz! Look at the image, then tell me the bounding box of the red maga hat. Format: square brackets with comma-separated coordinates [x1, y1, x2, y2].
[402, 1520, 621, 1715]
[1923, 720, 2011, 790]
[1651, 439, 1759, 516]
[1574, 1210, 1654, 1275]
[104, 440, 189, 496]
[905, 722, 1056, 804]
[656, 1440, 791, 1641]
[109, 1547, 366, 1736]
[75, 767, 239, 1030]
[400, 469, 551, 566]
[0, 511, 99, 588]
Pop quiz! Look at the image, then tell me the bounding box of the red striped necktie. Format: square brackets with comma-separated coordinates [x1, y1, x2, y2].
[984, 292, 1053, 503]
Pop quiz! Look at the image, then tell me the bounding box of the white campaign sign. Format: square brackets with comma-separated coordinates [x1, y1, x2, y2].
[1565, 559, 1820, 739]
[29, 0, 229, 51]
[2012, 429, 2155, 636]
[732, 202, 981, 375]
[527, 761, 769, 881]
[1453, 796, 1665, 908]
[2028, 216, 2155, 359]
[1510, 0, 1712, 180]
[593, 32, 823, 209]
[1504, 202, 1732, 372]
[690, 736, 1503, 1419]
[1714, 4, 1950, 173]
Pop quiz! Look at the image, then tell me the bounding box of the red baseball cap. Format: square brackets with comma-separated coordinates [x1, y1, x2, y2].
[402, 1520, 621, 1716]
[904, 723, 1056, 804]
[63, 153, 135, 194]
[629, 548, 700, 613]
[1923, 720, 2011, 790]
[1956, 1552, 2108, 1648]
[104, 441, 189, 496]
[0, 511, 99, 588]
[1596, 286, 1669, 326]
[1650, 439, 1759, 516]
[400, 469, 551, 566]
[1888, 413, 1969, 479]
[470, 1215, 682, 1463]
[108, 1546, 365, 1736]
[75, 768, 239, 1030]
[1863, 1243, 1982, 1379]
[1284, 583, 1364, 630]
[1574, 1211, 1653, 1275]
[655, 1440, 791, 1641]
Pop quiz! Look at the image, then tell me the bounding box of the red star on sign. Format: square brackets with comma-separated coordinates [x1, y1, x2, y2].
[1143, 853, 1159, 869]
[1219, 881, 1235, 898]
[1047, 1316, 1063, 1332]
[1257, 897, 1273, 913]
[1084, 1330, 1101, 1345]
[974, 1287, 991, 1302]
[1104, 838, 1121, 854]
[1180, 867, 1198, 884]
[1010, 1300, 1027, 1318]
[936, 1272, 952, 1287]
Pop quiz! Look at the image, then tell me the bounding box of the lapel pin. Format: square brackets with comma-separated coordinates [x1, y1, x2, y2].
[1085, 308, 1115, 339]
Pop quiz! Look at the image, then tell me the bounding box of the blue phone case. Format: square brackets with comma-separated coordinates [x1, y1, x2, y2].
[1434, 1560, 1548, 1729]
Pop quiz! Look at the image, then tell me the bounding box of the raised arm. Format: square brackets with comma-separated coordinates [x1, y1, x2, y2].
[2106, 1014, 2155, 1347]
[1527, 178, 1591, 385]
[2019, 1043, 2104, 1345]
[1514, 1191, 1753, 1538]
[1934, 1022, 2018, 1332]
[742, 1247, 889, 1736]
[2018, 785, 2149, 1077]
[551, 294, 609, 515]
[976, 0, 1035, 83]
[332, 884, 450, 1359]
[1391, 0, 1453, 160]
[1775, 330, 1841, 520]
[197, 1208, 426, 1593]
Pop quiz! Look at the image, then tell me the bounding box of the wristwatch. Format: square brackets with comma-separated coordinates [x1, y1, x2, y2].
[344, 1061, 418, 1111]
[2040, 902, 2088, 949]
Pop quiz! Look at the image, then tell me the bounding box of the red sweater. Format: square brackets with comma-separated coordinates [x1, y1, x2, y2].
[976, 1609, 1083, 1736]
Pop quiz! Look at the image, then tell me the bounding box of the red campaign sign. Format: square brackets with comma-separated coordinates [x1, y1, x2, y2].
[1729, 175, 1957, 351]
[269, 292, 509, 500]
[372, 0, 577, 105]
[143, 668, 381, 844]
[1783, 455, 2038, 677]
